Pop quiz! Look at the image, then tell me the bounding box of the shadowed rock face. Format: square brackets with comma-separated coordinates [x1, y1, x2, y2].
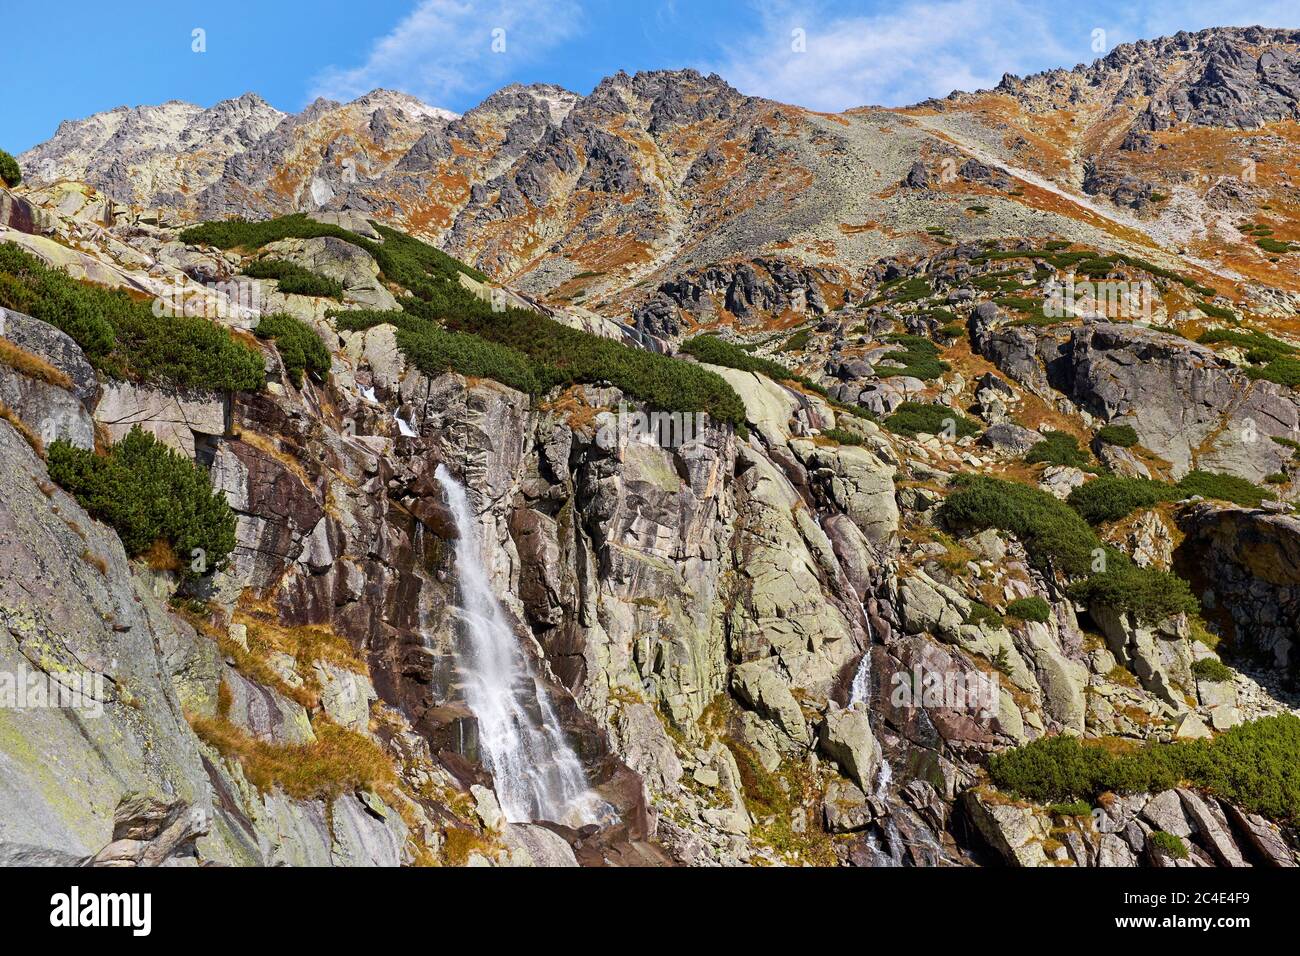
[1177, 505, 1300, 680]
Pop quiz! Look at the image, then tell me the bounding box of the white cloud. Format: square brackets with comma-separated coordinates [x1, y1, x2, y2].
[709, 0, 1074, 111]
[1105, 0, 1300, 44]
[710, 0, 1300, 112]
[310, 0, 582, 108]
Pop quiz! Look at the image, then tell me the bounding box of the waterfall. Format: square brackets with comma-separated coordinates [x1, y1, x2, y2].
[848, 611, 874, 707]
[849, 607, 914, 866]
[434, 465, 607, 828]
[394, 412, 418, 437]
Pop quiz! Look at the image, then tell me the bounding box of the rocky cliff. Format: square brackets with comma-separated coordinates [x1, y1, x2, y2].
[3, 25, 1300, 869]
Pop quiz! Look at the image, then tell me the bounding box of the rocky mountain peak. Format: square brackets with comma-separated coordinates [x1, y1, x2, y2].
[988, 25, 1300, 128]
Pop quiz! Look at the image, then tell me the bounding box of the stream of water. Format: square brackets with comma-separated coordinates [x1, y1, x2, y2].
[435, 464, 606, 827]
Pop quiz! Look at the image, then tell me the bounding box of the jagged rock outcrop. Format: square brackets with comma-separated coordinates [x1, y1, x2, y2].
[972, 314, 1300, 484]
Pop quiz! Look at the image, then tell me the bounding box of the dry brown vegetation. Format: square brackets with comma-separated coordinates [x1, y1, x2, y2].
[0, 338, 74, 389]
[0, 401, 44, 457]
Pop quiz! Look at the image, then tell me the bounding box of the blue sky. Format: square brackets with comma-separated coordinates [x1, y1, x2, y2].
[4, 0, 1296, 152]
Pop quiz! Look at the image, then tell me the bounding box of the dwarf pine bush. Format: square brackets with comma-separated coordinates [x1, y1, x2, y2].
[989, 715, 1300, 823]
[1191, 658, 1234, 683]
[0, 149, 21, 188]
[940, 475, 1098, 576]
[255, 314, 331, 388]
[884, 402, 981, 439]
[1067, 476, 1181, 524]
[1005, 596, 1052, 623]
[1067, 562, 1199, 624]
[47, 427, 236, 578]
[1026, 432, 1092, 469]
[1095, 423, 1138, 447]
[244, 259, 344, 299]
[0, 242, 264, 391]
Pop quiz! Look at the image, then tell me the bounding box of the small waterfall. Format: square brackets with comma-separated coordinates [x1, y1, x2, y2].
[434, 465, 607, 827]
[849, 608, 914, 866]
[394, 412, 418, 437]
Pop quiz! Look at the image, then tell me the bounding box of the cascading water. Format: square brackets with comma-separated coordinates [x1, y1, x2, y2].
[434, 465, 607, 828]
[849, 609, 910, 866]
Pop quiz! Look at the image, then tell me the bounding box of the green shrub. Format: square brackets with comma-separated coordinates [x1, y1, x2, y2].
[1048, 800, 1092, 817]
[47, 427, 236, 579]
[1068, 562, 1199, 624]
[255, 314, 331, 388]
[244, 259, 344, 299]
[189, 218, 750, 427]
[884, 402, 981, 439]
[875, 334, 949, 381]
[181, 214, 489, 286]
[1198, 327, 1294, 360]
[1006, 596, 1052, 623]
[1067, 476, 1180, 524]
[1190, 325, 1294, 390]
[340, 307, 746, 429]
[989, 714, 1300, 822]
[1177, 470, 1275, 508]
[781, 328, 811, 352]
[822, 427, 864, 447]
[1095, 423, 1138, 447]
[1026, 432, 1092, 468]
[678, 333, 872, 423]
[0, 149, 20, 188]
[1191, 658, 1234, 683]
[1068, 471, 1274, 524]
[0, 242, 264, 391]
[395, 322, 542, 396]
[1246, 356, 1300, 388]
[679, 334, 794, 381]
[940, 475, 1099, 576]
[1149, 831, 1189, 860]
[1196, 300, 1237, 321]
[966, 603, 1004, 628]
[869, 276, 932, 305]
[1257, 237, 1297, 254]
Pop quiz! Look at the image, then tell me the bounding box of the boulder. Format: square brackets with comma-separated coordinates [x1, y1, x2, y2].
[962, 790, 1051, 866]
[731, 659, 812, 746]
[979, 423, 1043, 455]
[823, 779, 873, 833]
[818, 706, 880, 792]
[95, 382, 228, 458]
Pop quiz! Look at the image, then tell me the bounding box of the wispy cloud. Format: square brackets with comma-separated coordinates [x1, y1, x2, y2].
[711, 0, 1300, 112]
[309, 0, 582, 107]
[1106, 0, 1299, 43]
[707, 0, 1090, 110]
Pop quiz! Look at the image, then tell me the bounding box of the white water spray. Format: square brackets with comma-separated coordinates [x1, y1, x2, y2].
[435, 465, 607, 827]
